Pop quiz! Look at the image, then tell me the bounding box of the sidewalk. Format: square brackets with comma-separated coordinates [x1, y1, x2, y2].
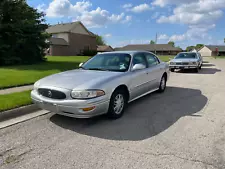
[0, 85, 33, 95]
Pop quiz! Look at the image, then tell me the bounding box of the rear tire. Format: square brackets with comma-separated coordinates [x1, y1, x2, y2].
[107, 90, 127, 119]
[158, 75, 167, 93]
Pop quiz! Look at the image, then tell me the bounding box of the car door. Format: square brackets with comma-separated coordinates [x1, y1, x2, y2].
[129, 53, 149, 100]
[144, 53, 163, 91]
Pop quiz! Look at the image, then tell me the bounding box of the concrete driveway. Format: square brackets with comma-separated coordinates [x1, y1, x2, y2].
[0, 58, 225, 169]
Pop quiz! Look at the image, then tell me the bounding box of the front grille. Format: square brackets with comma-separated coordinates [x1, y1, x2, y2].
[38, 88, 66, 100]
[176, 62, 189, 65]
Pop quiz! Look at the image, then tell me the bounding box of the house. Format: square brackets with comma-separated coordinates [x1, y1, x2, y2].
[46, 21, 97, 56]
[198, 45, 225, 57]
[191, 49, 198, 53]
[97, 45, 114, 53]
[115, 44, 182, 55]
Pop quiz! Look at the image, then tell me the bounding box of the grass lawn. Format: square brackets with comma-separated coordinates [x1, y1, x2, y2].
[158, 55, 174, 62]
[216, 56, 225, 59]
[0, 90, 32, 112]
[0, 55, 172, 89]
[0, 56, 90, 89]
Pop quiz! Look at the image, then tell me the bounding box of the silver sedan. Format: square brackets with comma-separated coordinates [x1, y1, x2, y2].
[169, 52, 203, 72]
[31, 51, 170, 119]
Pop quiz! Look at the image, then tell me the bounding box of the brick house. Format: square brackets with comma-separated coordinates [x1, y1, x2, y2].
[97, 45, 114, 53]
[46, 21, 97, 56]
[114, 44, 182, 55]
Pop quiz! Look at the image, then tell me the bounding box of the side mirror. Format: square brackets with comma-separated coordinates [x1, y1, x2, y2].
[79, 63, 83, 67]
[132, 64, 146, 71]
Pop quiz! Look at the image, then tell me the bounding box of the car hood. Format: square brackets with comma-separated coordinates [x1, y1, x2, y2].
[171, 58, 198, 62]
[36, 69, 122, 90]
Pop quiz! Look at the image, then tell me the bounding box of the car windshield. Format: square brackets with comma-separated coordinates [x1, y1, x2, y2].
[81, 53, 131, 72]
[175, 53, 197, 59]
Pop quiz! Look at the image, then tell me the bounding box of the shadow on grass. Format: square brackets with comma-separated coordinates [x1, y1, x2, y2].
[2, 61, 81, 72]
[50, 87, 207, 141]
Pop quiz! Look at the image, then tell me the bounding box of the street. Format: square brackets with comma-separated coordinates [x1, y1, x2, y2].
[0, 58, 225, 169]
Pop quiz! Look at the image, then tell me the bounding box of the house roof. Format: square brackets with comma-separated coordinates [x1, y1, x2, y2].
[205, 45, 225, 52]
[118, 44, 182, 52]
[46, 21, 95, 37]
[97, 45, 114, 52]
[48, 37, 68, 46]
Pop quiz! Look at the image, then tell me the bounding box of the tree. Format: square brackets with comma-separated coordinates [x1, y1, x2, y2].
[186, 46, 195, 52]
[0, 0, 50, 65]
[168, 41, 175, 47]
[96, 34, 105, 45]
[196, 44, 204, 50]
[150, 40, 155, 44]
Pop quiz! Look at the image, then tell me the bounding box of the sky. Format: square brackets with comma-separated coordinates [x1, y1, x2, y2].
[27, 0, 225, 49]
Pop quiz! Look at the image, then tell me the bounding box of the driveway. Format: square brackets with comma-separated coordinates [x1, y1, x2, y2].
[0, 58, 225, 169]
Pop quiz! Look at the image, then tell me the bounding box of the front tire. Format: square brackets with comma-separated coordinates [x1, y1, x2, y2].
[194, 68, 199, 73]
[158, 75, 167, 93]
[170, 68, 175, 72]
[107, 90, 127, 119]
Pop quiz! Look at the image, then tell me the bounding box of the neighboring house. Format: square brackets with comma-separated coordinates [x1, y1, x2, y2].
[198, 45, 225, 57]
[97, 45, 114, 52]
[46, 21, 97, 56]
[115, 44, 182, 55]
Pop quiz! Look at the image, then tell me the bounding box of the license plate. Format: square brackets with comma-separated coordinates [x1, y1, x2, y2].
[42, 101, 57, 112]
[184, 66, 189, 69]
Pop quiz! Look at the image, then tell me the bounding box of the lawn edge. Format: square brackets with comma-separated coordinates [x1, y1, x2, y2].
[0, 83, 34, 90]
[0, 104, 41, 122]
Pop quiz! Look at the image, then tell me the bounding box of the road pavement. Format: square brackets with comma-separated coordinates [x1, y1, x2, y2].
[0, 58, 225, 169]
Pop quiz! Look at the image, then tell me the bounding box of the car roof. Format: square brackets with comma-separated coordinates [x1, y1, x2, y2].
[99, 50, 152, 55]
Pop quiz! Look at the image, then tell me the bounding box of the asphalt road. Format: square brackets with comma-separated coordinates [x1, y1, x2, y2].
[0, 58, 225, 169]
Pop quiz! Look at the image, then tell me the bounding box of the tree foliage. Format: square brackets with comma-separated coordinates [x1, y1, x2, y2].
[0, 0, 50, 65]
[150, 40, 155, 44]
[196, 44, 204, 50]
[96, 34, 106, 45]
[168, 41, 175, 47]
[186, 46, 195, 51]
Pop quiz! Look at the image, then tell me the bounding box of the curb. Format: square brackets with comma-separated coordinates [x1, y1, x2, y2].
[0, 104, 41, 122]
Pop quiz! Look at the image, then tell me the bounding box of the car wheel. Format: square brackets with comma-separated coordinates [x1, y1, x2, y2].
[194, 68, 199, 73]
[170, 68, 175, 72]
[199, 64, 202, 70]
[107, 90, 127, 119]
[158, 75, 167, 93]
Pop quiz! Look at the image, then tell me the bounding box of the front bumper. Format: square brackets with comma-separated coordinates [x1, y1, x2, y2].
[31, 90, 110, 118]
[169, 65, 198, 69]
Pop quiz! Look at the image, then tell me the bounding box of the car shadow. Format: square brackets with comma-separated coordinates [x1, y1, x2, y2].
[50, 87, 208, 141]
[176, 68, 221, 74]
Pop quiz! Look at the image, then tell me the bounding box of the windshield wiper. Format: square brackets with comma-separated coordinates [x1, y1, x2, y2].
[88, 68, 109, 71]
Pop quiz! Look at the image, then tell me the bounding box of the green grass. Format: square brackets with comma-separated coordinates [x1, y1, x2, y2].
[216, 56, 225, 59]
[158, 55, 174, 62]
[0, 90, 32, 112]
[0, 56, 90, 89]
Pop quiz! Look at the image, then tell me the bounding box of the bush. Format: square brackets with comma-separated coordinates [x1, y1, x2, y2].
[83, 50, 97, 56]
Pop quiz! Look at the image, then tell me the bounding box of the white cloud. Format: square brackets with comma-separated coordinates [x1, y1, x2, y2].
[36, 4, 46, 12]
[129, 4, 152, 13]
[152, 0, 196, 7]
[158, 34, 169, 40]
[104, 34, 112, 38]
[122, 3, 133, 8]
[46, 0, 132, 28]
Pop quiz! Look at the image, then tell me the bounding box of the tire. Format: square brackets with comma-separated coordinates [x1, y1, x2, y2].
[170, 68, 175, 72]
[194, 68, 199, 73]
[158, 75, 167, 93]
[107, 89, 127, 119]
[199, 64, 202, 70]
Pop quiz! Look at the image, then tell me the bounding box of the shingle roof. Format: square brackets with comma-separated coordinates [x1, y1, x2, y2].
[97, 45, 114, 52]
[48, 37, 68, 46]
[46, 22, 79, 34]
[206, 45, 225, 52]
[118, 44, 182, 51]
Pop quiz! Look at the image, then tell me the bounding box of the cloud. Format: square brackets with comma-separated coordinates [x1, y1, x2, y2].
[46, 0, 132, 28]
[151, 12, 160, 19]
[36, 4, 46, 12]
[122, 3, 133, 8]
[104, 34, 112, 38]
[129, 4, 152, 13]
[158, 34, 169, 40]
[152, 0, 196, 7]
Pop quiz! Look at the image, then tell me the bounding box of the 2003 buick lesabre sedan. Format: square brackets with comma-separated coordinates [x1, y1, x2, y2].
[31, 51, 170, 119]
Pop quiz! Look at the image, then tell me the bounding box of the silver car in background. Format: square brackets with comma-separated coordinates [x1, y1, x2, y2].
[31, 51, 170, 119]
[169, 52, 203, 72]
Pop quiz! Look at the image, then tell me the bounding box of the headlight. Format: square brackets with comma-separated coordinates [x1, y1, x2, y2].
[190, 62, 197, 65]
[170, 62, 175, 65]
[71, 90, 105, 99]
